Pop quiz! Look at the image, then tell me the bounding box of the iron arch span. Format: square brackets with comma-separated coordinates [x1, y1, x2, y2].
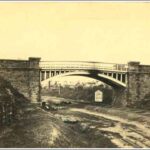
[41, 71, 126, 89]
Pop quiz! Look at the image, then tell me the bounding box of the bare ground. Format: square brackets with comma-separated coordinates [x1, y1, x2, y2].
[0, 96, 150, 148]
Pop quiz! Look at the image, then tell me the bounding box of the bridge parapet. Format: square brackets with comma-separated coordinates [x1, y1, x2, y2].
[40, 61, 128, 72]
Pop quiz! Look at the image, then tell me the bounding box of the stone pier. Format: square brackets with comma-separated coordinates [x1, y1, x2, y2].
[0, 57, 41, 102]
[113, 61, 150, 108]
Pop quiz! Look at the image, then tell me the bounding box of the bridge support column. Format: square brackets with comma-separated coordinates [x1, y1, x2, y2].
[54, 70, 56, 76]
[44, 71, 46, 80]
[116, 73, 118, 80]
[117, 61, 150, 108]
[112, 62, 142, 107]
[49, 71, 51, 78]
[125, 74, 128, 84]
[120, 74, 123, 82]
[28, 57, 41, 102]
[40, 71, 42, 81]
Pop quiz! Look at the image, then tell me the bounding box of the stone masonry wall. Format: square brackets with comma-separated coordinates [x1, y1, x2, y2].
[112, 62, 150, 108]
[127, 62, 150, 108]
[0, 57, 41, 102]
[112, 87, 128, 107]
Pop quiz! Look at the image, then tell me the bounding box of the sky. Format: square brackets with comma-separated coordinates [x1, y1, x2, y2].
[0, 2, 150, 65]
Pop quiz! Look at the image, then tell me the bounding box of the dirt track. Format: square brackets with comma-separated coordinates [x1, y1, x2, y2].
[0, 96, 150, 148]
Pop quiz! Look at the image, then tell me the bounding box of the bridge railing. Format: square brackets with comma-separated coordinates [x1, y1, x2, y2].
[40, 61, 128, 72]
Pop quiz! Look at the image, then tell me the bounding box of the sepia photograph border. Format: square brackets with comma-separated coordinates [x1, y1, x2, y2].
[0, 0, 150, 150]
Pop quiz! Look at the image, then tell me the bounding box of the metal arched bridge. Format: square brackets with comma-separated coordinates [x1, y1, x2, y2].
[40, 61, 128, 88]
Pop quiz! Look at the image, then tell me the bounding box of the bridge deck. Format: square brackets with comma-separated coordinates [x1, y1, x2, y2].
[40, 61, 128, 72]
